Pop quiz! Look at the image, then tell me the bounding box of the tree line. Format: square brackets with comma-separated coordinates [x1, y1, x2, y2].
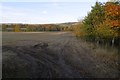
[73, 1, 120, 46]
[2, 24, 66, 32]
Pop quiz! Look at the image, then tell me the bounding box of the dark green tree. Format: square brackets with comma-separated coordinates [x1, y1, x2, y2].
[83, 2, 105, 39]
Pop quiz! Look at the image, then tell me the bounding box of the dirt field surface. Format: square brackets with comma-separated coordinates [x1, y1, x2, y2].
[2, 32, 119, 78]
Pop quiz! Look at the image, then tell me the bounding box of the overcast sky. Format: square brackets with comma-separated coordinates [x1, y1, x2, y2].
[1, 0, 108, 24]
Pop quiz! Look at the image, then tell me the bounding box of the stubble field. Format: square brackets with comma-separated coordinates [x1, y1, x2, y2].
[2, 32, 119, 78]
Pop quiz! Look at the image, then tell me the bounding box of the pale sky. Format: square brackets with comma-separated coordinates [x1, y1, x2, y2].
[0, 0, 108, 24]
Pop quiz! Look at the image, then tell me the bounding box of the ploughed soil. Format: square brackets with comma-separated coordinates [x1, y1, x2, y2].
[2, 32, 119, 78]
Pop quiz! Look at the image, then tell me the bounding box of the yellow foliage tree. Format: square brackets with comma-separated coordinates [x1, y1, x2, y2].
[15, 25, 20, 32]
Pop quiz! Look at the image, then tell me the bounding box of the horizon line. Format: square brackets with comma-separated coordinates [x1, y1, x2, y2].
[0, 21, 79, 24]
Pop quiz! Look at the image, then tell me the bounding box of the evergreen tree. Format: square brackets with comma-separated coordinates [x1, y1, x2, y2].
[83, 2, 105, 39]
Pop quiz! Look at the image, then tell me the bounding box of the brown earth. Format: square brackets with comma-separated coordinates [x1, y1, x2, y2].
[2, 32, 119, 78]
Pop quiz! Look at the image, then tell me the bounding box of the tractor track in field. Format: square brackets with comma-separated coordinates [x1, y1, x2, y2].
[2, 32, 119, 78]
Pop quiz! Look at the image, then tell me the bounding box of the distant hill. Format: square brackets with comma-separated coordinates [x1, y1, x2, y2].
[56, 22, 79, 27]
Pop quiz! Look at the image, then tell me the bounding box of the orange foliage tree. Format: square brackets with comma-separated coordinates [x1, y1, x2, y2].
[104, 2, 120, 38]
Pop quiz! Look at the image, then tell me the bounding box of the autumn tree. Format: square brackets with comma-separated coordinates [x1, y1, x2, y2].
[15, 24, 20, 32]
[105, 1, 120, 33]
[73, 1, 120, 46]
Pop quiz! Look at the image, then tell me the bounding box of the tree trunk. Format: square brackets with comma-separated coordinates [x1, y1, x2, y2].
[112, 37, 115, 47]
